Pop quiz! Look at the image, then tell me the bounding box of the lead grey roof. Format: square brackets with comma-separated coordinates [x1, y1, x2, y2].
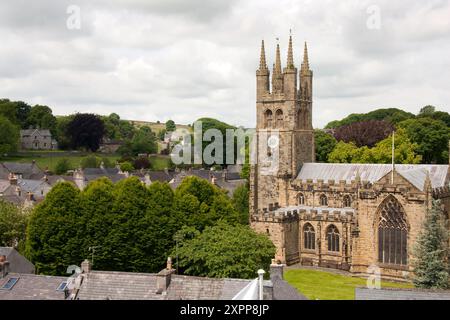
[296, 163, 449, 192]
[74, 271, 251, 300]
[0, 274, 67, 300]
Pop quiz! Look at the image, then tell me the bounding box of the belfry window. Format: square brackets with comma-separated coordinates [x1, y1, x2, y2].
[303, 223, 315, 250]
[264, 110, 273, 128]
[343, 195, 352, 208]
[275, 109, 283, 128]
[327, 225, 340, 252]
[320, 194, 328, 206]
[298, 193, 305, 205]
[378, 196, 408, 266]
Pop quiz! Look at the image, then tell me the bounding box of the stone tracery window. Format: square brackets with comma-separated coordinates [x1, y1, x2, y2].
[320, 194, 328, 206]
[378, 196, 408, 266]
[275, 109, 283, 128]
[264, 109, 273, 128]
[327, 225, 340, 252]
[303, 223, 315, 250]
[298, 193, 305, 205]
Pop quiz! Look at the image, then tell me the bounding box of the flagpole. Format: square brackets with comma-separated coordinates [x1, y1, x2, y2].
[391, 131, 395, 184]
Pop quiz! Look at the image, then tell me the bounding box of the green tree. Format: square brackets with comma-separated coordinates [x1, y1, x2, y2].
[173, 223, 276, 279]
[315, 130, 337, 162]
[78, 178, 116, 271]
[232, 184, 249, 225]
[166, 120, 176, 132]
[26, 182, 82, 275]
[0, 116, 19, 155]
[418, 105, 436, 116]
[325, 108, 415, 129]
[0, 100, 18, 125]
[399, 117, 450, 164]
[118, 126, 157, 156]
[0, 200, 29, 251]
[108, 177, 152, 272]
[55, 115, 74, 150]
[54, 158, 71, 175]
[174, 176, 239, 230]
[328, 130, 421, 164]
[81, 155, 100, 169]
[67, 113, 105, 152]
[413, 200, 449, 289]
[119, 161, 134, 172]
[26, 105, 57, 135]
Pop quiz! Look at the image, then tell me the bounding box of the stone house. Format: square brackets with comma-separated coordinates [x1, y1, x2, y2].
[19, 129, 57, 150]
[249, 36, 450, 280]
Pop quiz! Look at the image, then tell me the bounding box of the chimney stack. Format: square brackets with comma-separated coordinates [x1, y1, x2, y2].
[0, 255, 10, 278]
[81, 259, 92, 273]
[8, 173, 18, 185]
[156, 257, 175, 295]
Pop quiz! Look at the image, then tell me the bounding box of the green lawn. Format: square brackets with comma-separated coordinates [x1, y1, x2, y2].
[285, 269, 413, 300]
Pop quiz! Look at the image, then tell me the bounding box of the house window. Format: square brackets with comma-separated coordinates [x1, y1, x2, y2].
[303, 223, 315, 250]
[298, 193, 305, 205]
[264, 110, 273, 128]
[343, 195, 352, 208]
[327, 225, 340, 252]
[275, 109, 283, 128]
[320, 194, 328, 206]
[378, 196, 408, 266]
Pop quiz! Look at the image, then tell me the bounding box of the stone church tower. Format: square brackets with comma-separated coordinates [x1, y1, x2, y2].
[250, 36, 314, 214]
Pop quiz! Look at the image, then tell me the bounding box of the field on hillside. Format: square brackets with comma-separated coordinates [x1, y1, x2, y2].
[128, 120, 191, 134]
[1, 152, 121, 172]
[1, 152, 173, 172]
[284, 269, 413, 300]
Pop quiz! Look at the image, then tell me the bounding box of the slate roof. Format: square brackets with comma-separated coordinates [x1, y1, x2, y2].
[83, 168, 120, 175]
[0, 247, 35, 274]
[0, 195, 24, 206]
[20, 129, 52, 137]
[0, 180, 9, 193]
[0, 162, 45, 179]
[73, 271, 251, 300]
[296, 163, 449, 192]
[170, 169, 246, 194]
[272, 278, 307, 300]
[0, 274, 67, 300]
[16, 179, 49, 193]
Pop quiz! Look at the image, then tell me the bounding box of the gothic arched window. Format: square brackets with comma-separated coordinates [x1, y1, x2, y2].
[275, 109, 283, 128]
[298, 193, 305, 205]
[378, 196, 408, 266]
[264, 110, 273, 128]
[327, 225, 340, 252]
[303, 223, 315, 250]
[320, 194, 328, 206]
[343, 195, 352, 208]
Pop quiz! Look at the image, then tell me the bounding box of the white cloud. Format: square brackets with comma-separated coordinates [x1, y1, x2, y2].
[0, 0, 449, 129]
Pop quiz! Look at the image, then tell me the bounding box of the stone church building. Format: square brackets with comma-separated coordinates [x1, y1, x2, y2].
[249, 36, 450, 279]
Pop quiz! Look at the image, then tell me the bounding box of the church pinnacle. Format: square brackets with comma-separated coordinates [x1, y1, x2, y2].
[301, 41, 310, 71]
[274, 42, 282, 75]
[286, 35, 294, 69]
[259, 40, 267, 70]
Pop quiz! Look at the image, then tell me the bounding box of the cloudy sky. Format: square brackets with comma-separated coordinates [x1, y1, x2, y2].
[0, 0, 449, 128]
